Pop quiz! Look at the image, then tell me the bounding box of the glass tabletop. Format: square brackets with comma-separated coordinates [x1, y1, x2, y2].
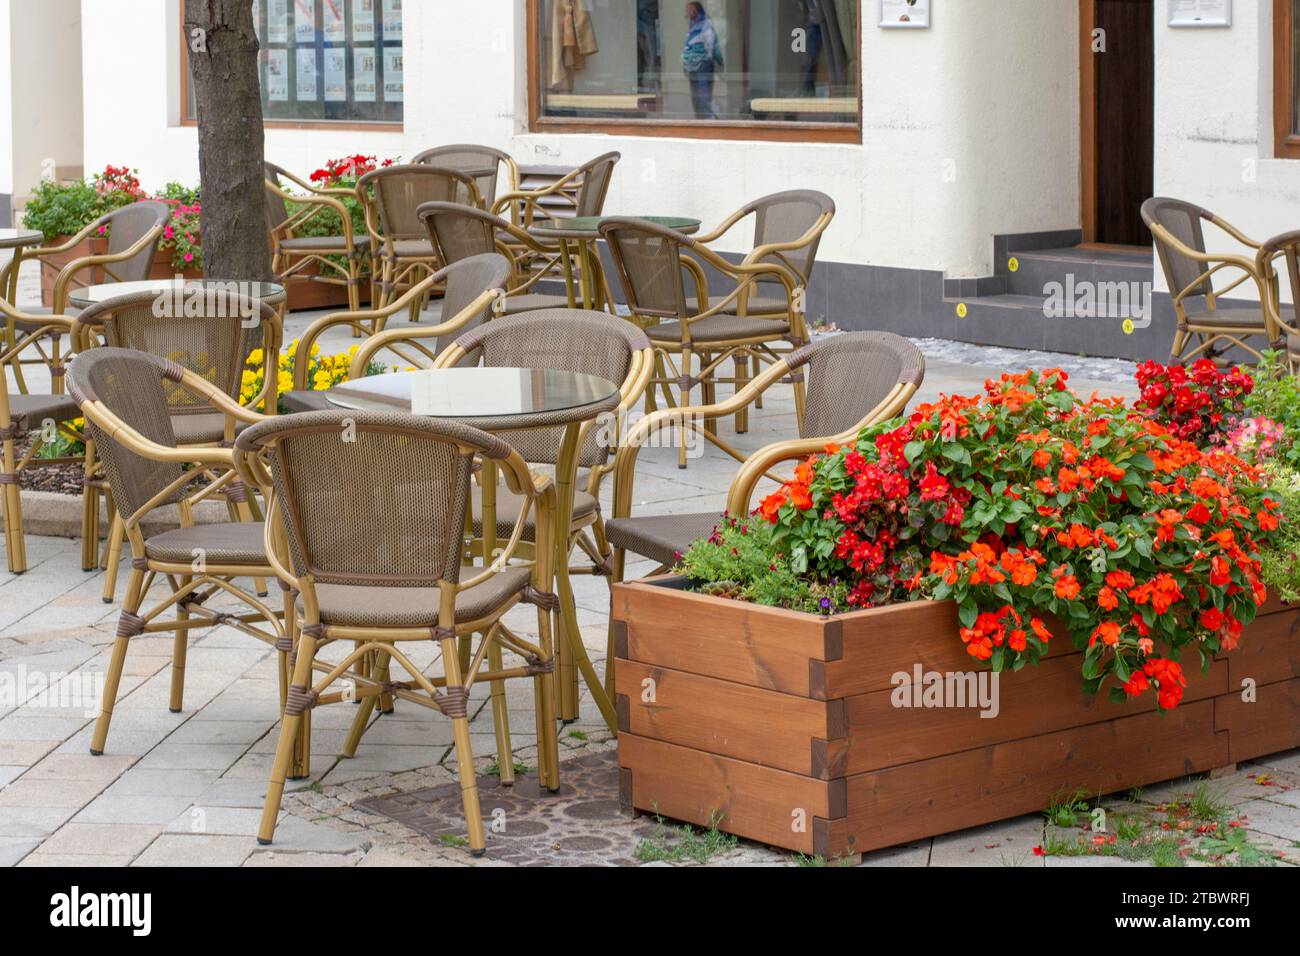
[68, 278, 287, 309]
[528, 216, 701, 239]
[0, 228, 43, 249]
[324, 367, 621, 421]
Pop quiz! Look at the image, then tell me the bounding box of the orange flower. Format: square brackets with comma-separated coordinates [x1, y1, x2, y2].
[1091, 620, 1121, 647]
[1055, 575, 1081, 600]
[1098, 586, 1119, 611]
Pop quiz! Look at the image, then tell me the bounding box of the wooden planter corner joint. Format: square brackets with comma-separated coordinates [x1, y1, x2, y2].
[612, 577, 1300, 861]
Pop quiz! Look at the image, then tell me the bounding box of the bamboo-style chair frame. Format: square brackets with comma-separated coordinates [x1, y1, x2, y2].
[293, 254, 511, 390]
[357, 164, 484, 313]
[599, 216, 809, 468]
[1255, 229, 1300, 371]
[233, 410, 561, 854]
[70, 292, 282, 602]
[1141, 197, 1275, 363]
[66, 348, 284, 757]
[265, 162, 370, 317]
[604, 332, 925, 698]
[489, 150, 620, 229]
[0, 201, 169, 395]
[412, 144, 520, 208]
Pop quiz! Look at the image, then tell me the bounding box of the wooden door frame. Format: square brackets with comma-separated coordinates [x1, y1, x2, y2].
[1080, 0, 1099, 243]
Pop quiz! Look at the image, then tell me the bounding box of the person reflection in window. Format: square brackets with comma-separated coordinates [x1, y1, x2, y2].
[800, 0, 824, 96]
[682, 2, 722, 120]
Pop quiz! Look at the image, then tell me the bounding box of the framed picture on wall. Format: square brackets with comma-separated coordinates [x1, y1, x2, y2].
[1168, 0, 1231, 28]
[879, 0, 930, 29]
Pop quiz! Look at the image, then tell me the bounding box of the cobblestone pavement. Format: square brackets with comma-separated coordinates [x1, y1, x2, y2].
[2, 253, 1297, 867]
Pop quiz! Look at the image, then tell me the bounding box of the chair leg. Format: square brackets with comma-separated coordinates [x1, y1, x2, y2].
[734, 355, 750, 434]
[258, 627, 319, 845]
[678, 346, 693, 470]
[341, 649, 389, 758]
[169, 575, 192, 713]
[90, 564, 146, 755]
[487, 637, 513, 786]
[2, 436, 27, 574]
[603, 548, 626, 702]
[80, 443, 100, 572]
[100, 512, 125, 604]
[752, 354, 763, 409]
[535, 605, 560, 793]
[440, 634, 486, 855]
[1170, 327, 1189, 363]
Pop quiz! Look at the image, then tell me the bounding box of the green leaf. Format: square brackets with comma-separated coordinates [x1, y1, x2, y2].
[941, 443, 971, 466]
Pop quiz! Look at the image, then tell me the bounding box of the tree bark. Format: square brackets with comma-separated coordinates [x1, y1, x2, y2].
[184, 0, 271, 280]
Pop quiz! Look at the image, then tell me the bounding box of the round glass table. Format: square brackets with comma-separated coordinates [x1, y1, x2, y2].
[527, 215, 702, 311]
[0, 228, 45, 304]
[283, 366, 624, 731]
[67, 278, 287, 311]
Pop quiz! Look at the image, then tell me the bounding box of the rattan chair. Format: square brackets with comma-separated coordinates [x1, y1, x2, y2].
[66, 348, 282, 756]
[1141, 197, 1274, 362]
[357, 164, 483, 311]
[491, 150, 620, 228]
[418, 201, 573, 314]
[265, 162, 371, 315]
[71, 290, 281, 600]
[604, 331, 925, 693]
[599, 216, 808, 467]
[233, 409, 560, 853]
[1256, 230, 1300, 370]
[291, 253, 510, 390]
[412, 144, 519, 207]
[0, 306, 83, 573]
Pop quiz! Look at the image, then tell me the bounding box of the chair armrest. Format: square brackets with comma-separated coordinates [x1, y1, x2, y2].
[347, 287, 505, 378]
[51, 223, 165, 312]
[693, 206, 752, 246]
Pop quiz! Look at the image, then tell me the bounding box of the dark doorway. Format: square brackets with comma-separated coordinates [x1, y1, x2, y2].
[1084, 0, 1154, 246]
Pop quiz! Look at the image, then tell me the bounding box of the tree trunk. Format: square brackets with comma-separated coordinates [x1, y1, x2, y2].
[184, 0, 271, 280]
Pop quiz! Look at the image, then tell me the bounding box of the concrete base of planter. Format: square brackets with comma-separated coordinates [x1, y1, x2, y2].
[17, 489, 233, 540]
[612, 576, 1300, 861]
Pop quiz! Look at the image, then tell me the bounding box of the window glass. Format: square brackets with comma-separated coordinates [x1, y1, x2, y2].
[537, 0, 859, 126]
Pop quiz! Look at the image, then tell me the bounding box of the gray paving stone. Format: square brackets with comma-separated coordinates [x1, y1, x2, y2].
[928, 815, 1046, 867]
[131, 834, 253, 868]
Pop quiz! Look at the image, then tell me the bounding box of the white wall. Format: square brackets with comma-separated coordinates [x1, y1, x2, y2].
[9, 0, 83, 192]
[1154, 0, 1300, 299]
[79, 0, 1082, 277]
[0, 0, 14, 200]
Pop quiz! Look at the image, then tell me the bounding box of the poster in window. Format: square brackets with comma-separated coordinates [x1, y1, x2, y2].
[382, 0, 402, 42]
[879, 0, 930, 28]
[322, 0, 344, 42]
[353, 0, 376, 42]
[383, 46, 403, 102]
[293, 0, 315, 42]
[296, 48, 318, 100]
[354, 47, 377, 102]
[1167, 0, 1231, 27]
[266, 48, 290, 101]
[323, 47, 347, 101]
[267, 0, 289, 43]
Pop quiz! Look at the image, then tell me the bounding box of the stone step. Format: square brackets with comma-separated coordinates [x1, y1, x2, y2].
[997, 246, 1153, 298]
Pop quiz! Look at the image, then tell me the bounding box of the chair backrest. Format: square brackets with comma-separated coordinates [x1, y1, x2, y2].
[1141, 197, 1214, 300]
[412, 145, 514, 206]
[431, 253, 511, 354]
[66, 348, 184, 520]
[263, 162, 292, 233]
[788, 332, 925, 440]
[746, 190, 834, 290]
[418, 201, 503, 266]
[572, 151, 621, 218]
[100, 201, 170, 283]
[450, 309, 650, 467]
[359, 165, 480, 245]
[236, 410, 511, 587]
[75, 289, 276, 416]
[1259, 230, 1300, 338]
[598, 218, 693, 319]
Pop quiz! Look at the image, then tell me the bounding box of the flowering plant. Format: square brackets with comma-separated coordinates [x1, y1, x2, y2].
[92, 165, 146, 210]
[158, 200, 202, 271]
[1135, 359, 1252, 446]
[241, 340, 391, 414]
[308, 154, 393, 187]
[685, 369, 1281, 711]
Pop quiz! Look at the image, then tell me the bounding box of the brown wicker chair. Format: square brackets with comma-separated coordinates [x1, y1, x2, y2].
[1141, 197, 1274, 362]
[265, 162, 371, 315]
[233, 409, 559, 854]
[412, 144, 519, 207]
[291, 253, 511, 390]
[604, 331, 925, 694]
[599, 216, 808, 467]
[491, 150, 620, 228]
[434, 310, 653, 724]
[418, 201, 573, 314]
[357, 164, 483, 311]
[71, 290, 281, 599]
[66, 348, 282, 756]
[1256, 230, 1300, 369]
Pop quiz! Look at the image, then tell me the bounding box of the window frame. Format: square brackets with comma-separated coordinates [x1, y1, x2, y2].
[1274, 0, 1300, 158]
[524, 0, 864, 144]
[177, 2, 404, 133]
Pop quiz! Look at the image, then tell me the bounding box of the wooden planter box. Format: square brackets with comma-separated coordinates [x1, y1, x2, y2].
[612, 577, 1300, 861]
[38, 236, 106, 306]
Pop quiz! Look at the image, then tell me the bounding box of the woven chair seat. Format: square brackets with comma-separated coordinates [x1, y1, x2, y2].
[707, 294, 790, 315]
[646, 314, 789, 344]
[389, 238, 436, 258]
[1182, 305, 1268, 331]
[605, 511, 725, 567]
[280, 235, 372, 252]
[308, 567, 533, 627]
[171, 411, 251, 445]
[471, 485, 598, 539]
[3, 393, 81, 433]
[144, 521, 269, 566]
